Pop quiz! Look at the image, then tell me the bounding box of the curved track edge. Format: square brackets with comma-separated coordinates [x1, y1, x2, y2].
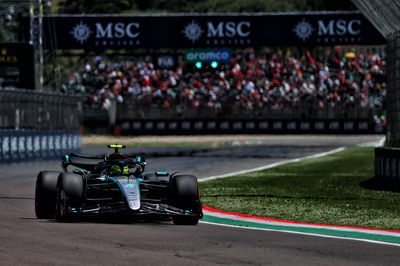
[202, 205, 400, 247]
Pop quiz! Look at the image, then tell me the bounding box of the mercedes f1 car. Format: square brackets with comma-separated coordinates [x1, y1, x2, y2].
[35, 145, 202, 225]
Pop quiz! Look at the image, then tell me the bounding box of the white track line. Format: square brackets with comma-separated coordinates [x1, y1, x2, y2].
[199, 138, 400, 246]
[358, 136, 385, 147]
[200, 221, 400, 247]
[202, 209, 400, 237]
[199, 147, 345, 182]
[200, 136, 385, 183]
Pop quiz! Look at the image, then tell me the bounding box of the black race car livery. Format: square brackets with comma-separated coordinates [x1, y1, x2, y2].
[35, 145, 202, 225]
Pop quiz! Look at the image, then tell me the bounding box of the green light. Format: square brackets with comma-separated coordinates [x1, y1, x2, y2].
[195, 61, 202, 69]
[211, 61, 218, 68]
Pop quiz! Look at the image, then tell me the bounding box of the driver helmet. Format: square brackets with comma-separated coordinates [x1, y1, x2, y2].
[109, 165, 122, 176]
[123, 166, 129, 176]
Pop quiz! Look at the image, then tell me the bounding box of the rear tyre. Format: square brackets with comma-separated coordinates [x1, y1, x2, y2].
[171, 175, 201, 225]
[55, 173, 84, 222]
[35, 171, 61, 219]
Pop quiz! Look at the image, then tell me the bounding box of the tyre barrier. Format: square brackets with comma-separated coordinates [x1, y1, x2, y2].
[0, 130, 80, 163]
[117, 119, 385, 135]
[375, 147, 400, 185]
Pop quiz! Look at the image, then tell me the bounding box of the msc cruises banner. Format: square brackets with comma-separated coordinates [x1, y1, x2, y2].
[39, 12, 385, 50]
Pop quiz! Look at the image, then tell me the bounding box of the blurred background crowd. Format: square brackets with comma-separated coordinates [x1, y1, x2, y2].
[61, 47, 386, 119]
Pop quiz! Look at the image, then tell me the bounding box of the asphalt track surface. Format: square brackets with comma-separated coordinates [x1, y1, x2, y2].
[1, 135, 399, 265]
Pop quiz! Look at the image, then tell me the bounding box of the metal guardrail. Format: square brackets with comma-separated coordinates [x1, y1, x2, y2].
[374, 147, 400, 189]
[117, 118, 384, 135]
[0, 89, 82, 162]
[117, 99, 374, 120]
[0, 89, 82, 130]
[385, 31, 400, 146]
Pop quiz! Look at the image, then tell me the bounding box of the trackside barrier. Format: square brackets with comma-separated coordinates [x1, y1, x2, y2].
[374, 147, 400, 187]
[0, 130, 81, 163]
[117, 119, 385, 135]
[0, 89, 81, 130]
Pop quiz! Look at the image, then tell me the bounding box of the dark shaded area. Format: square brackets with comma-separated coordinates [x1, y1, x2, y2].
[35, 215, 173, 225]
[0, 196, 34, 200]
[58, 0, 356, 14]
[360, 177, 400, 192]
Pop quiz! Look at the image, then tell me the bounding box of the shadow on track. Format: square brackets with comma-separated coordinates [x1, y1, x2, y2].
[360, 177, 400, 192]
[0, 196, 34, 200]
[34, 215, 176, 226]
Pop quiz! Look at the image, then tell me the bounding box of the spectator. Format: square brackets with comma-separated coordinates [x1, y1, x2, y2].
[61, 48, 386, 120]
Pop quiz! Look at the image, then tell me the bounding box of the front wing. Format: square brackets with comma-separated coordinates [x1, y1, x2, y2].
[68, 202, 202, 220]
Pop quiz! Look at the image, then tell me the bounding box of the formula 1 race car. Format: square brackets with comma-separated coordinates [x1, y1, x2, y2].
[35, 145, 202, 225]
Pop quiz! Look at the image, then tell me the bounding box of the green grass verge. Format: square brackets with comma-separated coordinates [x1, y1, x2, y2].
[200, 147, 400, 230]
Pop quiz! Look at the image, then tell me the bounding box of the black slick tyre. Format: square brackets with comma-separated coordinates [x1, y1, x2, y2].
[55, 173, 84, 222]
[35, 171, 61, 219]
[171, 175, 201, 225]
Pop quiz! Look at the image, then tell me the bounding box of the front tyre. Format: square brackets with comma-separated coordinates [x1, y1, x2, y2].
[55, 173, 84, 222]
[171, 175, 201, 225]
[35, 171, 61, 219]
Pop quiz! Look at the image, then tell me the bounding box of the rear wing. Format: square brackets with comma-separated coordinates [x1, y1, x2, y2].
[62, 153, 106, 172]
[61, 146, 146, 173]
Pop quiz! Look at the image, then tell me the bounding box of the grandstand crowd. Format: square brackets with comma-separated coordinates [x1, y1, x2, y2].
[61, 48, 386, 120]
